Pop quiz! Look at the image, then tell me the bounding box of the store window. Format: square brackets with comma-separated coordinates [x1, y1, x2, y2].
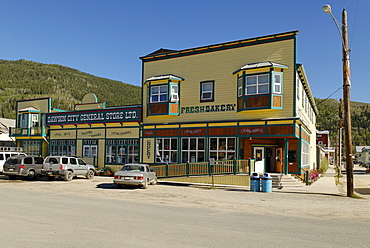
[106, 139, 138, 164]
[83, 140, 98, 158]
[23, 140, 41, 156]
[209, 137, 236, 161]
[181, 138, 205, 163]
[50, 140, 76, 156]
[156, 138, 177, 163]
[200, 81, 214, 101]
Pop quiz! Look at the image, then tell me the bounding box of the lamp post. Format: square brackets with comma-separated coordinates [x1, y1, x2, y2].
[322, 4, 354, 197]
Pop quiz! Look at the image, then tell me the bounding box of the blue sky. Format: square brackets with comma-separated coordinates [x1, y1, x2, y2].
[1, 0, 369, 103]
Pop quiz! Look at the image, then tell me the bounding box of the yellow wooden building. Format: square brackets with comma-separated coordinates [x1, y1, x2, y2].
[140, 30, 318, 174]
[10, 30, 317, 175]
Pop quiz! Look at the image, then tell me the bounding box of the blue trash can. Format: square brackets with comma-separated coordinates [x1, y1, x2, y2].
[250, 172, 260, 192]
[261, 173, 272, 193]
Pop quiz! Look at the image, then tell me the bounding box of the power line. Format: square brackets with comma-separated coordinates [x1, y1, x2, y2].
[314, 86, 343, 107]
[350, 0, 359, 48]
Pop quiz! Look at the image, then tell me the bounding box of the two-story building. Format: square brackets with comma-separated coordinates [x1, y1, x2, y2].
[11, 94, 141, 171]
[140, 30, 317, 174]
[10, 30, 317, 175]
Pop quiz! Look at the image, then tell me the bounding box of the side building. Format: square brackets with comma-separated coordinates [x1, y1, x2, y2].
[140, 30, 318, 174]
[10, 94, 141, 171]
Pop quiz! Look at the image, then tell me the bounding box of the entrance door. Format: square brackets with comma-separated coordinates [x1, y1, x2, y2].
[275, 147, 283, 173]
[253, 147, 265, 174]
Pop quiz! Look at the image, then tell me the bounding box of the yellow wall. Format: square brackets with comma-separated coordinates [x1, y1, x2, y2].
[17, 98, 50, 112]
[50, 130, 77, 139]
[143, 39, 295, 124]
[141, 138, 155, 164]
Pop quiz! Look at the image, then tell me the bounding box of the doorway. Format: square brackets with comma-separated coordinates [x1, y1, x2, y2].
[253, 147, 265, 174]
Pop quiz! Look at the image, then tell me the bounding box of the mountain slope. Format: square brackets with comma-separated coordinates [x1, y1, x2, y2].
[0, 59, 141, 118]
[315, 98, 370, 147]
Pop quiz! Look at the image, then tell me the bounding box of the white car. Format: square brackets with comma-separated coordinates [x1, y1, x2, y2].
[113, 163, 157, 189]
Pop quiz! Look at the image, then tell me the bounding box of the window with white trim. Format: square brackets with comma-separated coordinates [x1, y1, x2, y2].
[156, 138, 178, 163]
[201, 81, 214, 101]
[181, 138, 205, 163]
[83, 140, 98, 158]
[150, 85, 168, 103]
[237, 77, 243, 97]
[246, 74, 269, 95]
[170, 84, 179, 102]
[209, 137, 236, 161]
[50, 140, 76, 156]
[274, 74, 281, 93]
[106, 139, 138, 164]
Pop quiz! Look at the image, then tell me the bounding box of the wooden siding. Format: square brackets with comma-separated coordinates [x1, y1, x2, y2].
[273, 95, 282, 107]
[170, 103, 179, 114]
[143, 39, 295, 124]
[208, 127, 237, 136]
[244, 95, 269, 108]
[156, 129, 178, 137]
[149, 103, 167, 114]
[268, 125, 293, 135]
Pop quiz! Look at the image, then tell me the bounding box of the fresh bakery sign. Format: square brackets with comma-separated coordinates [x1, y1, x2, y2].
[46, 108, 141, 125]
[180, 104, 236, 114]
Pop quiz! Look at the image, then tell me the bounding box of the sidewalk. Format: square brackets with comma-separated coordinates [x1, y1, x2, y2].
[280, 164, 369, 199]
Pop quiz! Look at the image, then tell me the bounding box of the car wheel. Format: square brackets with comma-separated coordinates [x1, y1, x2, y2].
[151, 177, 158, 185]
[8, 175, 16, 180]
[47, 176, 55, 181]
[63, 171, 73, 181]
[142, 179, 149, 189]
[26, 170, 36, 180]
[86, 170, 94, 179]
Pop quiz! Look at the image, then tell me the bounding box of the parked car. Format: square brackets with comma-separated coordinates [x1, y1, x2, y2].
[0, 150, 27, 173]
[113, 163, 157, 189]
[3, 155, 44, 180]
[42, 156, 95, 181]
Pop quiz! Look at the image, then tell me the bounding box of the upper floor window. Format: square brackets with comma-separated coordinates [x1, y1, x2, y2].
[201, 81, 214, 101]
[170, 84, 179, 102]
[274, 74, 281, 94]
[246, 74, 269, 95]
[150, 85, 168, 103]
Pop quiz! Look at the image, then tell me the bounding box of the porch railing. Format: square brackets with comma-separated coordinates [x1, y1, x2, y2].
[154, 159, 255, 178]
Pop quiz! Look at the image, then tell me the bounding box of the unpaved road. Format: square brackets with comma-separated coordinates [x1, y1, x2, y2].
[1, 174, 370, 247]
[1, 174, 369, 222]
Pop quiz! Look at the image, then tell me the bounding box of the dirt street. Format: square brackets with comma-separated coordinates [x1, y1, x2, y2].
[1, 173, 369, 223]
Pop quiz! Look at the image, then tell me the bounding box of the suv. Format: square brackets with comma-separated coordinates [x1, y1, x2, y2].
[0, 148, 27, 173]
[42, 156, 95, 181]
[3, 155, 44, 180]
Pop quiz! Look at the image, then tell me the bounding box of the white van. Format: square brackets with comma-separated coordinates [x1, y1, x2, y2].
[0, 147, 26, 173]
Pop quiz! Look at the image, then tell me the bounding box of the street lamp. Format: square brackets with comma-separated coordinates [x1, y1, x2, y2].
[322, 4, 354, 197]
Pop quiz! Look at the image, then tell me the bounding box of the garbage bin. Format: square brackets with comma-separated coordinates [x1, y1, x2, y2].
[261, 173, 272, 193]
[250, 172, 260, 192]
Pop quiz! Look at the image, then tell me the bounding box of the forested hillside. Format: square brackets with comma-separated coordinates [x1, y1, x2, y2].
[0, 59, 141, 118]
[0, 59, 369, 147]
[315, 98, 370, 147]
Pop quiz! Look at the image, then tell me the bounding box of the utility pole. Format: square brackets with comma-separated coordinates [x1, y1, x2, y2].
[338, 99, 343, 175]
[342, 9, 354, 197]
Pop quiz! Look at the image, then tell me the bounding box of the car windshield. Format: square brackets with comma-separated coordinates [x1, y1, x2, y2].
[120, 165, 145, 172]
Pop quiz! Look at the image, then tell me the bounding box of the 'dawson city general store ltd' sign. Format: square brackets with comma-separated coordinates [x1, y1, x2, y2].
[45, 108, 141, 126]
